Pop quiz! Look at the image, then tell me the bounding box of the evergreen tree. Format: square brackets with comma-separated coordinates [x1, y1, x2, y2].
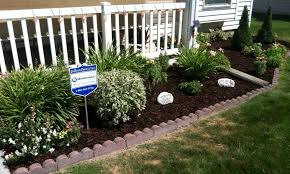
[256, 6, 275, 43]
[231, 6, 253, 51]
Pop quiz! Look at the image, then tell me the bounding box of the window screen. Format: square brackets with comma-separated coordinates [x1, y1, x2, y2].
[205, 0, 231, 4]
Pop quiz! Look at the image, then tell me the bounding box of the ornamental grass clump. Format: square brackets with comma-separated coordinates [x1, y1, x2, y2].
[231, 6, 253, 51]
[177, 48, 231, 79]
[0, 68, 80, 164]
[86, 45, 168, 85]
[92, 69, 146, 127]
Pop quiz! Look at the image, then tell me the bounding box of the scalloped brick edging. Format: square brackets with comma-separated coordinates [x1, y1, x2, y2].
[12, 68, 280, 174]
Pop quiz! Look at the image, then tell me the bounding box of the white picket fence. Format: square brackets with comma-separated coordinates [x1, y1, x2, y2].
[0, 2, 190, 73]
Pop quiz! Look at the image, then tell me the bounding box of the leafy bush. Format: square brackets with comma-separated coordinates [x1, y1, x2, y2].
[139, 56, 169, 85]
[256, 6, 275, 44]
[208, 28, 233, 41]
[178, 80, 203, 95]
[92, 69, 146, 126]
[231, 6, 253, 51]
[242, 43, 264, 57]
[266, 43, 287, 67]
[0, 68, 80, 162]
[254, 57, 267, 76]
[197, 32, 210, 47]
[177, 48, 231, 79]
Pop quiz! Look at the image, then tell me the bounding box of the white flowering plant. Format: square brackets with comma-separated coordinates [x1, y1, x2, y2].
[91, 69, 146, 127]
[0, 67, 81, 165]
[1, 109, 80, 165]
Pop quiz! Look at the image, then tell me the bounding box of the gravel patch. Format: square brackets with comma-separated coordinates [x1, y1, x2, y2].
[0, 150, 10, 174]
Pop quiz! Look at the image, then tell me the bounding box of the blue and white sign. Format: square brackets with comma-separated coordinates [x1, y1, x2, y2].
[69, 65, 98, 97]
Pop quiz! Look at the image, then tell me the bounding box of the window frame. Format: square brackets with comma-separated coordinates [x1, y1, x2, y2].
[203, 0, 232, 8]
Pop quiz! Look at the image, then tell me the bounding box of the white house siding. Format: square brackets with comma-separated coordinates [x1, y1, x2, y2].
[197, 0, 254, 31]
[253, 0, 290, 15]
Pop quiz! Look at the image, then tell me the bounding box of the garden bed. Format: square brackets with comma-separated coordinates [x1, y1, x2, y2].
[8, 66, 260, 171]
[210, 40, 275, 82]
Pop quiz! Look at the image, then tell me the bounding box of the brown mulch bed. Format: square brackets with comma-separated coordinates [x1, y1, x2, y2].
[210, 40, 275, 82]
[8, 66, 260, 171]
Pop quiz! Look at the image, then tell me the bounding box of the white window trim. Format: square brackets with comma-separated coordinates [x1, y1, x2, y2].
[203, 0, 232, 8]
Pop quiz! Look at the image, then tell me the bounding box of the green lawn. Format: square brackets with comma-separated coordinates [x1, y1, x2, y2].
[251, 13, 290, 42]
[59, 58, 290, 174]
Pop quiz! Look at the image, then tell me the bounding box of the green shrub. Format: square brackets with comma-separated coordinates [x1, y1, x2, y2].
[208, 28, 233, 41]
[231, 6, 253, 51]
[0, 68, 80, 162]
[92, 69, 146, 126]
[178, 80, 203, 95]
[254, 57, 267, 76]
[256, 6, 275, 44]
[242, 43, 264, 57]
[266, 43, 287, 67]
[177, 48, 231, 79]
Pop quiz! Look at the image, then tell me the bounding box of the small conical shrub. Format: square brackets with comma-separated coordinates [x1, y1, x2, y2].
[231, 6, 253, 51]
[256, 6, 275, 43]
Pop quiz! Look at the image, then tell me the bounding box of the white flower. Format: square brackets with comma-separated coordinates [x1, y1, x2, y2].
[49, 148, 55, 153]
[22, 145, 28, 153]
[66, 143, 70, 147]
[2, 139, 6, 143]
[41, 127, 47, 134]
[4, 154, 13, 160]
[15, 150, 22, 156]
[42, 145, 47, 149]
[52, 130, 57, 137]
[33, 152, 38, 156]
[209, 50, 217, 56]
[8, 138, 16, 145]
[18, 123, 22, 128]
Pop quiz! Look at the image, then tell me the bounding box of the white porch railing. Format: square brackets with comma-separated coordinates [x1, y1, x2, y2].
[0, 2, 190, 74]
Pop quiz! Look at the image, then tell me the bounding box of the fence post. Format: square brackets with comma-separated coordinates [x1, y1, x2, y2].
[182, 0, 199, 48]
[101, 2, 112, 50]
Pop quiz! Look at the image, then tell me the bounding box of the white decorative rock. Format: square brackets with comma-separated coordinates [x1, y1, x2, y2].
[218, 78, 235, 88]
[0, 150, 10, 174]
[157, 92, 174, 105]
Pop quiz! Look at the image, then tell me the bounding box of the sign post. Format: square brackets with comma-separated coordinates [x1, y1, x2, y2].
[69, 64, 98, 130]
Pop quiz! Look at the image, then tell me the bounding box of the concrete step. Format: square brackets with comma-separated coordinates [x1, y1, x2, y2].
[224, 68, 270, 86]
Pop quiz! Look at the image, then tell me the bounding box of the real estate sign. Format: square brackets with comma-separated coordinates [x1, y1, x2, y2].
[69, 64, 98, 97]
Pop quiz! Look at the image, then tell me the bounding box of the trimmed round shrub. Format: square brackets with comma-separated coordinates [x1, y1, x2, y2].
[0, 68, 80, 163]
[93, 69, 146, 126]
[178, 80, 203, 95]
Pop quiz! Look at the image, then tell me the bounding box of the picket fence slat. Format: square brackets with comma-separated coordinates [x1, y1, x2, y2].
[21, 19, 33, 69]
[82, 16, 89, 61]
[124, 13, 129, 50]
[71, 16, 80, 65]
[59, 16, 69, 65]
[178, 10, 183, 46]
[171, 10, 176, 50]
[133, 12, 138, 53]
[149, 11, 154, 53]
[92, 14, 99, 51]
[141, 12, 146, 53]
[157, 10, 161, 53]
[164, 10, 169, 52]
[0, 38, 7, 74]
[115, 14, 120, 53]
[47, 17, 57, 66]
[7, 20, 20, 71]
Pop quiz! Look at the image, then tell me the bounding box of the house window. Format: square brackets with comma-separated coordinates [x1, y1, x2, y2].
[205, 0, 231, 5]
